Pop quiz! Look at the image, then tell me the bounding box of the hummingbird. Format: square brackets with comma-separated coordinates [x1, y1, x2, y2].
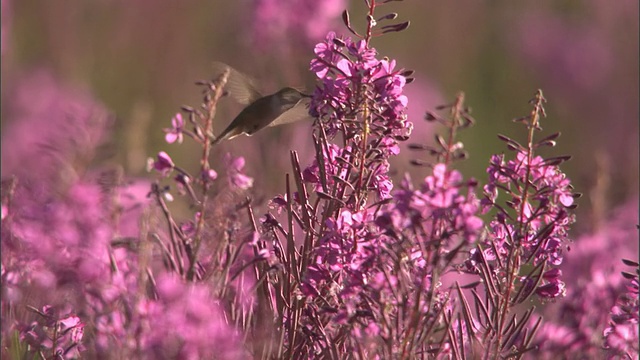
[211, 62, 312, 145]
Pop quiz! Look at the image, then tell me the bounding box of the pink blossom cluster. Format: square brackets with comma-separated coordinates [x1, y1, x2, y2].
[477, 149, 577, 300]
[16, 305, 84, 359]
[310, 31, 411, 140]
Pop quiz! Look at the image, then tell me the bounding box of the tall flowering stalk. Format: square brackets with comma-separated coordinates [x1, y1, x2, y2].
[290, 1, 411, 355]
[453, 90, 578, 358]
[253, 1, 479, 358]
[145, 68, 262, 358]
[149, 69, 232, 282]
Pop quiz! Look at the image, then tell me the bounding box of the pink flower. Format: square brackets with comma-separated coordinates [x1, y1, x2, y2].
[148, 151, 175, 177]
[164, 113, 185, 144]
[224, 153, 253, 190]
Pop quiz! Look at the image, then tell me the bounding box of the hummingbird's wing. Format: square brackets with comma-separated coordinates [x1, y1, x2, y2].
[211, 62, 263, 105]
[268, 97, 313, 128]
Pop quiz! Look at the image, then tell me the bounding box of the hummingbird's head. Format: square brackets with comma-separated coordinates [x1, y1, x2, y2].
[277, 87, 311, 104]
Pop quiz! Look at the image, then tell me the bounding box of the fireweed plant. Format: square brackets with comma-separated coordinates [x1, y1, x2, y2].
[2, 1, 639, 359]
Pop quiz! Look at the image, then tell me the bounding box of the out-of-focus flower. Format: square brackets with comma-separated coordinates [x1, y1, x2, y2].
[0, 71, 117, 291]
[1, 70, 112, 189]
[1, 0, 11, 56]
[139, 273, 246, 360]
[164, 113, 185, 144]
[203, 169, 218, 182]
[0, 70, 153, 358]
[147, 151, 175, 177]
[224, 153, 253, 190]
[18, 306, 85, 359]
[604, 322, 639, 359]
[512, 11, 613, 93]
[603, 260, 639, 358]
[251, 0, 346, 51]
[533, 199, 639, 358]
